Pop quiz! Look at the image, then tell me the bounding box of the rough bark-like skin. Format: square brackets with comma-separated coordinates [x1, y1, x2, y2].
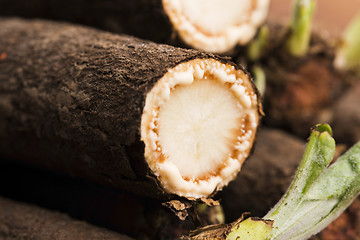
[0, 161, 147, 238]
[0, 0, 175, 45]
[220, 128, 305, 220]
[0, 18, 225, 198]
[0, 196, 133, 240]
[0, 161, 208, 240]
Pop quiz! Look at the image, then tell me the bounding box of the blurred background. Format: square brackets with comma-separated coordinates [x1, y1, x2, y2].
[270, 0, 360, 35]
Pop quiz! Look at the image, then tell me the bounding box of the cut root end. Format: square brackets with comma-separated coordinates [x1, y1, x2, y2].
[141, 59, 260, 198]
[162, 0, 269, 53]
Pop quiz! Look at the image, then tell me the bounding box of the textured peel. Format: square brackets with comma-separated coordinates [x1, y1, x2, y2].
[162, 0, 270, 53]
[141, 59, 259, 198]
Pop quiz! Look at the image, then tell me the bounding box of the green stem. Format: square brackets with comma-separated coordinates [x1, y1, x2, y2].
[265, 124, 335, 239]
[270, 142, 360, 240]
[226, 217, 273, 240]
[183, 124, 360, 240]
[265, 123, 360, 240]
[252, 65, 266, 97]
[285, 0, 316, 57]
[247, 25, 269, 62]
[181, 216, 273, 240]
[334, 12, 360, 71]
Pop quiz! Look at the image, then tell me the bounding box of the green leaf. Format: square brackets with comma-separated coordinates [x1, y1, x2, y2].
[279, 142, 360, 240]
[265, 124, 335, 239]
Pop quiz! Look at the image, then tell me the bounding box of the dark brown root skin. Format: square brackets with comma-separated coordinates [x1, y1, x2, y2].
[242, 22, 358, 138]
[219, 127, 306, 220]
[0, 0, 249, 56]
[0, 17, 235, 199]
[180, 223, 230, 240]
[0, 0, 176, 46]
[0, 161, 152, 238]
[0, 160, 225, 240]
[0, 196, 133, 240]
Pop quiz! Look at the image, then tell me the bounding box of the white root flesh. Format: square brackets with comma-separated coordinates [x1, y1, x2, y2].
[141, 59, 260, 198]
[162, 0, 270, 53]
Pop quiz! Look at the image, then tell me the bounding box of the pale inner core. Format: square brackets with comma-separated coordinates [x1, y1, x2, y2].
[158, 79, 242, 179]
[181, 0, 253, 34]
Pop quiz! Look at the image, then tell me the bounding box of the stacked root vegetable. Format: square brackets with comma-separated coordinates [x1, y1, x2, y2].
[0, 0, 359, 239]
